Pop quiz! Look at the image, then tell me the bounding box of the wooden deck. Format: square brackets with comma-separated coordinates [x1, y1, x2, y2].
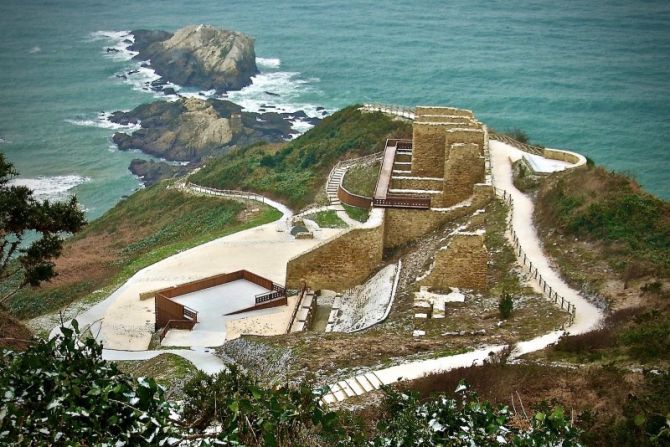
[372, 139, 431, 209]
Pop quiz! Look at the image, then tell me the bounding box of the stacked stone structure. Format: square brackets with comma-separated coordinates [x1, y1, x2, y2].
[286, 105, 492, 292]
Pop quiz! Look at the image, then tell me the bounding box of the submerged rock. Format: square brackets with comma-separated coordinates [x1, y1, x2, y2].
[130, 24, 258, 93]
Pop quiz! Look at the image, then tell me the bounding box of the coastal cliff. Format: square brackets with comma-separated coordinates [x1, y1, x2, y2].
[130, 24, 258, 92]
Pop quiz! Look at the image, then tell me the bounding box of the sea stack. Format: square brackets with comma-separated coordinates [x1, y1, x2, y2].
[131, 24, 258, 92]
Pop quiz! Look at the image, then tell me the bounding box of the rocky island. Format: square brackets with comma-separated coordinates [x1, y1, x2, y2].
[107, 24, 323, 184]
[110, 97, 318, 184]
[129, 24, 258, 92]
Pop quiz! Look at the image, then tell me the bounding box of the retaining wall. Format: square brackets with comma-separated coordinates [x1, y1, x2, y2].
[285, 209, 385, 291]
[390, 176, 444, 191]
[411, 123, 446, 177]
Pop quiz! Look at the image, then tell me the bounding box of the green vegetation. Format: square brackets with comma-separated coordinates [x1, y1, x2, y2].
[407, 363, 669, 447]
[190, 106, 410, 208]
[8, 182, 281, 319]
[0, 321, 175, 445]
[343, 204, 370, 223]
[0, 153, 86, 303]
[537, 166, 670, 277]
[1, 326, 583, 446]
[504, 128, 530, 144]
[499, 291, 514, 319]
[305, 210, 347, 228]
[485, 199, 527, 296]
[342, 161, 380, 197]
[550, 304, 670, 365]
[115, 353, 198, 399]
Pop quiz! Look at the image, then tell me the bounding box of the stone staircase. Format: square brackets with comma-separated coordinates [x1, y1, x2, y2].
[326, 165, 348, 205]
[321, 370, 386, 404]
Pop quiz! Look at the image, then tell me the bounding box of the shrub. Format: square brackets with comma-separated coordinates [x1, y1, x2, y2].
[499, 291, 514, 319]
[0, 321, 175, 446]
[363, 382, 582, 446]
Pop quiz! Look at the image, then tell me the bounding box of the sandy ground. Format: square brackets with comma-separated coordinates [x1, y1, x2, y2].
[97, 222, 344, 350]
[50, 188, 344, 354]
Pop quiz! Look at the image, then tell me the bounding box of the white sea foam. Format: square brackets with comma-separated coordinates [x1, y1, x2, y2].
[228, 72, 330, 112]
[65, 112, 141, 131]
[289, 118, 315, 136]
[91, 31, 329, 137]
[256, 57, 281, 69]
[29, 46, 41, 54]
[89, 30, 137, 61]
[9, 175, 91, 202]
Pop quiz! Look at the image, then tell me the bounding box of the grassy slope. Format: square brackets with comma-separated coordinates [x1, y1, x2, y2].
[9, 182, 281, 320]
[190, 106, 411, 209]
[536, 166, 670, 281]
[342, 161, 380, 197]
[533, 166, 670, 367]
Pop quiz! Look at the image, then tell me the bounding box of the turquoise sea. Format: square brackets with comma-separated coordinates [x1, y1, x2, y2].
[1, 0, 669, 218]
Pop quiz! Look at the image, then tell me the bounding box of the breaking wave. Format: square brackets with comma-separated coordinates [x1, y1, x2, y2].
[9, 175, 91, 202]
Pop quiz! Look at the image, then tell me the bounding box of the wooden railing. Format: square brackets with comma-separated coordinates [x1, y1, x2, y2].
[373, 194, 431, 209]
[496, 188, 576, 326]
[489, 133, 544, 156]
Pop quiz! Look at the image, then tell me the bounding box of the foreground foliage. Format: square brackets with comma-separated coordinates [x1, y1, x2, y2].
[0, 321, 174, 446]
[0, 323, 583, 446]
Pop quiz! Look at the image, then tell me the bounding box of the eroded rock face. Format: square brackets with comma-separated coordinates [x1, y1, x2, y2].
[110, 98, 298, 164]
[132, 24, 258, 92]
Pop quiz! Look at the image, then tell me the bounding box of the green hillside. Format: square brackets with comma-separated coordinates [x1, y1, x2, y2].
[190, 106, 411, 208]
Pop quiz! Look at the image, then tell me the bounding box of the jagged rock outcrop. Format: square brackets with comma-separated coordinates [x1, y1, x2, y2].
[131, 24, 258, 92]
[110, 98, 309, 164]
[128, 159, 191, 186]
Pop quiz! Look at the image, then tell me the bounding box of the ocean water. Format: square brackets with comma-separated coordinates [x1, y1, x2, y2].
[1, 0, 669, 218]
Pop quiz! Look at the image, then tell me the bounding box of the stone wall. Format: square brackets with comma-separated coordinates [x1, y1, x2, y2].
[415, 106, 474, 118]
[285, 210, 384, 291]
[411, 123, 446, 177]
[415, 115, 476, 124]
[384, 203, 473, 249]
[419, 233, 487, 291]
[445, 128, 486, 156]
[441, 143, 485, 207]
[390, 176, 444, 191]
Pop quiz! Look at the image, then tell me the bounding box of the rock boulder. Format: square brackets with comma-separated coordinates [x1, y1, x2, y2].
[132, 24, 258, 92]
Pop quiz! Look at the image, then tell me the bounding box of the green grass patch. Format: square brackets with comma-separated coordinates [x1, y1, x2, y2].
[343, 204, 370, 223]
[342, 161, 380, 197]
[189, 106, 410, 209]
[485, 199, 527, 296]
[304, 210, 347, 228]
